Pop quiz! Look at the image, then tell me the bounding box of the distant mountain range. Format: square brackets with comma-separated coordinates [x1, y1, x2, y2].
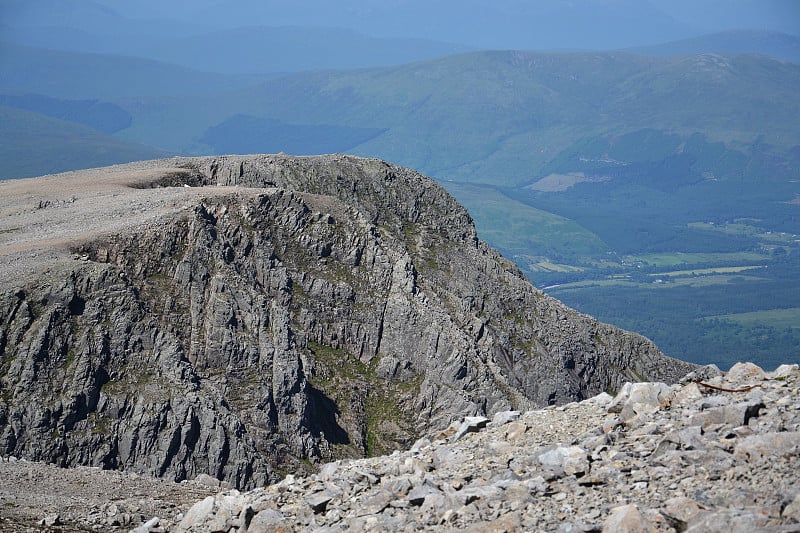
[0, 17, 798, 368]
[3, 0, 797, 75]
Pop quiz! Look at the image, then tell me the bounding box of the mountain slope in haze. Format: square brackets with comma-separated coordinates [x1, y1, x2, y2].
[182, 0, 692, 50]
[630, 29, 800, 64]
[82, 0, 800, 51]
[1, 0, 692, 54]
[0, 93, 132, 134]
[0, 155, 694, 489]
[133, 26, 471, 75]
[5, 46, 797, 190]
[199, 114, 387, 155]
[170, 51, 800, 185]
[0, 105, 166, 180]
[0, 43, 258, 99]
[0, 24, 472, 76]
[648, 0, 800, 37]
[0, 1, 471, 75]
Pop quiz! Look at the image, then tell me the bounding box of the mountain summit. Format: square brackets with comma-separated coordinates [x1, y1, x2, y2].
[0, 155, 694, 489]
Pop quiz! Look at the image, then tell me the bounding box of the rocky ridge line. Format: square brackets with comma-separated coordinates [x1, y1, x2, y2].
[168, 362, 800, 533]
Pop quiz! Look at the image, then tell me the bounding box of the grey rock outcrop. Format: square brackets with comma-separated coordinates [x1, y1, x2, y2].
[0, 154, 695, 489]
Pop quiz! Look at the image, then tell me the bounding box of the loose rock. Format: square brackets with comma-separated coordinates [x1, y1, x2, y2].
[163, 362, 800, 532]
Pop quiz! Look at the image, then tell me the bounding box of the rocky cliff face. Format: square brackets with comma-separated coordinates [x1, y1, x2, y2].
[0, 154, 695, 489]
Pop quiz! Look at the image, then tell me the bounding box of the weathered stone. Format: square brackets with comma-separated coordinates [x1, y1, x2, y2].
[679, 364, 723, 385]
[602, 504, 653, 533]
[734, 431, 800, 462]
[247, 509, 290, 533]
[689, 401, 765, 429]
[662, 496, 705, 524]
[194, 473, 224, 489]
[355, 489, 394, 516]
[306, 491, 335, 513]
[178, 496, 215, 530]
[464, 511, 522, 532]
[699, 395, 731, 410]
[407, 481, 442, 506]
[491, 411, 521, 427]
[770, 364, 800, 380]
[458, 484, 503, 506]
[672, 382, 703, 405]
[535, 446, 589, 476]
[410, 438, 432, 453]
[654, 426, 705, 456]
[453, 416, 491, 441]
[724, 362, 766, 384]
[401, 457, 432, 475]
[584, 392, 614, 409]
[318, 462, 340, 481]
[129, 516, 160, 533]
[40, 514, 61, 527]
[686, 508, 775, 532]
[782, 493, 800, 522]
[432, 447, 467, 470]
[608, 382, 674, 421]
[558, 522, 598, 532]
[505, 421, 528, 441]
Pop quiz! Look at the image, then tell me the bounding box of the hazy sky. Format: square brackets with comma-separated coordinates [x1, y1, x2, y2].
[3, 0, 799, 52]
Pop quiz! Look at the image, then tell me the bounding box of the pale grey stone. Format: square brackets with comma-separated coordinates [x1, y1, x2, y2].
[40, 514, 61, 527]
[680, 364, 723, 385]
[318, 462, 340, 481]
[355, 490, 393, 517]
[662, 496, 705, 524]
[654, 426, 705, 456]
[535, 446, 589, 476]
[178, 496, 215, 530]
[410, 437, 432, 453]
[306, 491, 335, 513]
[407, 481, 442, 506]
[770, 364, 799, 380]
[608, 382, 674, 421]
[453, 416, 491, 441]
[689, 401, 765, 429]
[686, 509, 775, 532]
[782, 493, 800, 522]
[724, 362, 766, 384]
[602, 504, 653, 533]
[734, 431, 800, 462]
[193, 473, 223, 488]
[432, 447, 467, 470]
[129, 516, 160, 533]
[247, 509, 290, 533]
[491, 411, 521, 427]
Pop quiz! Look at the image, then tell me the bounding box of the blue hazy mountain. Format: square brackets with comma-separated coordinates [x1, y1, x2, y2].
[630, 29, 800, 64]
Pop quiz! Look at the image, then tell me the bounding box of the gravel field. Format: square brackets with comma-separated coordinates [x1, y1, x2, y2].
[0, 158, 249, 290]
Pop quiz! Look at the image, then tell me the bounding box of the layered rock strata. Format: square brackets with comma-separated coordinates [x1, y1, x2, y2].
[0, 155, 695, 490]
